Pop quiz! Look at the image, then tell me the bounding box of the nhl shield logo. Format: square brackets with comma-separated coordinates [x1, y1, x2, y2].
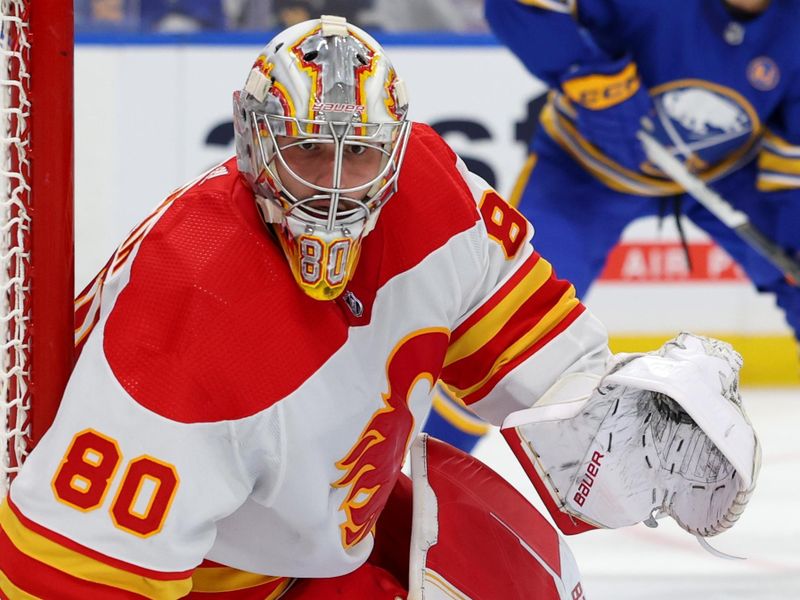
[747, 57, 780, 91]
[343, 290, 364, 317]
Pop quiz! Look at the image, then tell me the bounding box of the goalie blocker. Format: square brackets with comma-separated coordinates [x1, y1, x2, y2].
[502, 332, 760, 539]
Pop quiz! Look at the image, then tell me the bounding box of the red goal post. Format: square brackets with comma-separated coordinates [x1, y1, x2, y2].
[0, 0, 74, 496]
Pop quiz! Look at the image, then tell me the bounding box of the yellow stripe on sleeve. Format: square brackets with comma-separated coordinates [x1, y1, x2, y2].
[447, 287, 580, 397]
[191, 566, 284, 593]
[0, 501, 192, 600]
[762, 130, 800, 157]
[0, 569, 43, 600]
[444, 258, 553, 365]
[759, 150, 800, 176]
[431, 391, 491, 436]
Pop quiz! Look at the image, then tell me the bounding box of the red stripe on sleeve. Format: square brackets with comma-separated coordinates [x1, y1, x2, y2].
[443, 275, 575, 391]
[75, 306, 102, 358]
[461, 303, 586, 406]
[0, 526, 150, 600]
[450, 252, 542, 346]
[184, 579, 291, 599]
[6, 497, 193, 581]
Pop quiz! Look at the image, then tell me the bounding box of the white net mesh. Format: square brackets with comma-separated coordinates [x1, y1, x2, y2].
[0, 0, 31, 498]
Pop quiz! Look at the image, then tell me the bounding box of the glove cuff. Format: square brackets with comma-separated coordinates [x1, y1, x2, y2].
[560, 55, 642, 110]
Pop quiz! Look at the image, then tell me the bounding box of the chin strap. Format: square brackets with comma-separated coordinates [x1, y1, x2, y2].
[362, 205, 382, 237]
[255, 194, 282, 223]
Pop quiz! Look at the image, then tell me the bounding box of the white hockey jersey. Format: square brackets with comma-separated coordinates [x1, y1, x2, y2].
[1, 123, 610, 598]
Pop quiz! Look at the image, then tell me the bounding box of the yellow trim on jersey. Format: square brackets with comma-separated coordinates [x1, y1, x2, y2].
[444, 258, 553, 365]
[431, 391, 491, 436]
[447, 287, 580, 397]
[509, 153, 537, 208]
[762, 129, 800, 157]
[191, 566, 285, 593]
[74, 270, 106, 310]
[266, 580, 294, 600]
[759, 151, 800, 175]
[0, 569, 42, 600]
[0, 501, 192, 600]
[561, 62, 640, 110]
[74, 319, 97, 348]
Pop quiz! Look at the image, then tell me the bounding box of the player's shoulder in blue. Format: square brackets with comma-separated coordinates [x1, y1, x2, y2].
[752, 0, 800, 68]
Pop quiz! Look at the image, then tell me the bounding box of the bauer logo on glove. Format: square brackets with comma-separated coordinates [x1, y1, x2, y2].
[503, 332, 760, 539]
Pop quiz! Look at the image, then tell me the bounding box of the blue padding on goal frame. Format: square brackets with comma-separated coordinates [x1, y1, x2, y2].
[75, 31, 501, 47]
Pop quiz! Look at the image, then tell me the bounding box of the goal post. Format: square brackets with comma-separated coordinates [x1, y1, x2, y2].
[0, 0, 74, 496]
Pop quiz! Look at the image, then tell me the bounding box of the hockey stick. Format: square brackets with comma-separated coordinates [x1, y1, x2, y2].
[636, 127, 800, 284]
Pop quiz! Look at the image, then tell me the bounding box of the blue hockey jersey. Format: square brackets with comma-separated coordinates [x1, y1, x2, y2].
[486, 0, 800, 196]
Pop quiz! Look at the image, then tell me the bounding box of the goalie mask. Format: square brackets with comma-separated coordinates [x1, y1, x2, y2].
[234, 15, 410, 300]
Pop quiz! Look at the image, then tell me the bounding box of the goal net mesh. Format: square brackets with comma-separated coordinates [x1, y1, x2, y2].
[0, 0, 33, 497]
[0, 0, 73, 498]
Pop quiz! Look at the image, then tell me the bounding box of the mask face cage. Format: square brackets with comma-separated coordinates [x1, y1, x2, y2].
[253, 111, 411, 235]
[248, 111, 410, 301]
[235, 17, 411, 300]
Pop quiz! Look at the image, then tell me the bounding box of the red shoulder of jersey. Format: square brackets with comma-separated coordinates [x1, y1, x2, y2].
[383, 122, 481, 264]
[104, 129, 480, 424]
[342, 123, 481, 314]
[103, 159, 350, 423]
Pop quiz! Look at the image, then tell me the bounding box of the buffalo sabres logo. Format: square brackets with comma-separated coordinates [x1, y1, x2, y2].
[661, 89, 748, 136]
[747, 56, 780, 91]
[650, 81, 759, 171]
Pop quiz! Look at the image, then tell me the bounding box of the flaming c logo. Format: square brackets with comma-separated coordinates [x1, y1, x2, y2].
[333, 328, 450, 548]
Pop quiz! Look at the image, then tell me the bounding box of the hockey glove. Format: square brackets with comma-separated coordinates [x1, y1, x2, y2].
[503, 333, 759, 538]
[560, 54, 654, 172]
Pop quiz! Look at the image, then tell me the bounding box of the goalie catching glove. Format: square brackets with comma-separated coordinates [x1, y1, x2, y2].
[503, 333, 760, 538]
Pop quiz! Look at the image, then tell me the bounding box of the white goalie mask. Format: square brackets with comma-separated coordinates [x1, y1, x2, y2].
[233, 15, 410, 300]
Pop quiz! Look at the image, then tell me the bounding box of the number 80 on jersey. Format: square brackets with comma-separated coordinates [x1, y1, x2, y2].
[51, 429, 179, 537]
